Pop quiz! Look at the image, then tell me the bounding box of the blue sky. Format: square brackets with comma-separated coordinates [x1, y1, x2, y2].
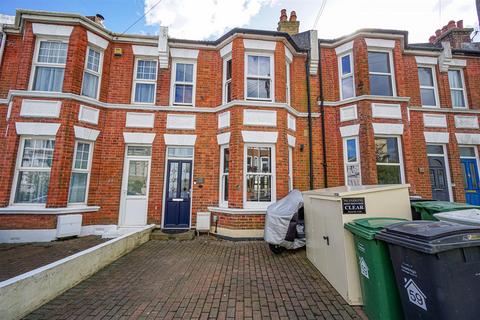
[1, 0, 478, 42]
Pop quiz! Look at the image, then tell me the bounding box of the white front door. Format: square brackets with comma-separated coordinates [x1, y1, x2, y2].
[119, 145, 152, 226]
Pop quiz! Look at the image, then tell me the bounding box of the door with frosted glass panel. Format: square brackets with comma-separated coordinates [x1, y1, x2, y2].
[164, 160, 192, 228]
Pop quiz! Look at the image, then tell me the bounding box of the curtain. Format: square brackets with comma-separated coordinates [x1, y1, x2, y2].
[33, 67, 64, 92]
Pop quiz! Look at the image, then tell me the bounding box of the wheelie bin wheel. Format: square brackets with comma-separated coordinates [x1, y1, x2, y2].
[269, 244, 286, 254]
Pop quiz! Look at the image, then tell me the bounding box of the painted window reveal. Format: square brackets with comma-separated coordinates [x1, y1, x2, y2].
[288, 146, 293, 191]
[375, 137, 403, 184]
[220, 146, 229, 206]
[32, 40, 68, 92]
[339, 53, 355, 99]
[174, 62, 194, 105]
[246, 146, 273, 203]
[133, 59, 157, 104]
[14, 138, 55, 204]
[448, 69, 467, 108]
[81, 47, 102, 99]
[344, 137, 361, 186]
[223, 58, 232, 103]
[69, 141, 93, 203]
[286, 61, 291, 104]
[368, 51, 394, 96]
[246, 55, 272, 100]
[418, 66, 438, 107]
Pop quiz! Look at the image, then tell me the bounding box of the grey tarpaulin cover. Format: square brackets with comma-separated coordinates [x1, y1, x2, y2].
[264, 189, 306, 249]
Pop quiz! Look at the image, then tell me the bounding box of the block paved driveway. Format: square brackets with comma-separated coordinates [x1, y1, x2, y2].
[26, 238, 362, 320]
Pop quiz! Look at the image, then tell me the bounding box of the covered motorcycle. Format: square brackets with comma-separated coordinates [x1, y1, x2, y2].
[264, 189, 306, 253]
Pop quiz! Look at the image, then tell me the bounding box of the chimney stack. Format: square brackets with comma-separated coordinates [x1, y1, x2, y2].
[277, 9, 300, 35]
[86, 13, 105, 26]
[427, 19, 473, 49]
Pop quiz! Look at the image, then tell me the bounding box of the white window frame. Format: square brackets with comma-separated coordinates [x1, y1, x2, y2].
[418, 65, 440, 108]
[286, 61, 291, 105]
[68, 140, 94, 205]
[132, 57, 158, 104]
[10, 136, 55, 206]
[170, 59, 197, 106]
[81, 46, 104, 100]
[243, 143, 276, 209]
[222, 55, 232, 104]
[343, 136, 362, 186]
[338, 52, 355, 100]
[244, 52, 275, 102]
[219, 145, 229, 207]
[374, 135, 405, 184]
[426, 144, 453, 201]
[29, 37, 69, 92]
[288, 146, 293, 191]
[368, 49, 397, 97]
[448, 68, 469, 109]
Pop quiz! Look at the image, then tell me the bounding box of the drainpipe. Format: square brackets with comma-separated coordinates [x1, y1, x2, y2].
[318, 40, 328, 188]
[0, 25, 6, 68]
[305, 50, 314, 190]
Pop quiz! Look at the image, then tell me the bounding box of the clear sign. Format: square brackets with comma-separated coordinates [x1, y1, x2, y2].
[342, 197, 366, 214]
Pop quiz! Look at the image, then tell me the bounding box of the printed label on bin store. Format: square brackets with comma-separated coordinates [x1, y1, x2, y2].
[404, 278, 427, 311]
[342, 197, 366, 214]
[359, 257, 369, 279]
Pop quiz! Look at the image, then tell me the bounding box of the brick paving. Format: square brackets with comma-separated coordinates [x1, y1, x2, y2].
[0, 236, 107, 281]
[25, 238, 361, 320]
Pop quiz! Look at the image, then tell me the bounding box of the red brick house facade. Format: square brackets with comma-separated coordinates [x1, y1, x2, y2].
[0, 10, 478, 242]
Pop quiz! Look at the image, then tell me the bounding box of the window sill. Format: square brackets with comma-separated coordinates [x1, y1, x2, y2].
[0, 205, 100, 215]
[207, 206, 266, 215]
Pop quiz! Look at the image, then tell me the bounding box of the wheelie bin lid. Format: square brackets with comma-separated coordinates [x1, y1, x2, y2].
[345, 218, 407, 240]
[375, 220, 480, 254]
[410, 201, 480, 214]
[434, 209, 480, 226]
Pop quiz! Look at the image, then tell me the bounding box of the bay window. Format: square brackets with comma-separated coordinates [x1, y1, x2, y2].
[339, 53, 355, 99]
[343, 137, 361, 186]
[133, 59, 157, 104]
[31, 40, 68, 92]
[81, 46, 103, 99]
[448, 69, 468, 108]
[13, 138, 55, 204]
[418, 66, 438, 107]
[69, 141, 93, 204]
[172, 61, 195, 105]
[375, 137, 404, 184]
[368, 51, 395, 96]
[220, 146, 229, 207]
[246, 54, 273, 100]
[245, 145, 275, 207]
[223, 58, 232, 103]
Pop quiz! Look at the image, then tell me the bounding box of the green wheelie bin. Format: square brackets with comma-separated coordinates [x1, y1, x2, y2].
[410, 201, 480, 221]
[345, 218, 406, 320]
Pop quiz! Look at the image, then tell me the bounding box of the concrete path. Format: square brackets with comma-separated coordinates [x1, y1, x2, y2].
[25, 238, 361, 319]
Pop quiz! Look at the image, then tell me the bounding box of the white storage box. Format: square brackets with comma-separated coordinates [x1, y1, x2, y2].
[434, 209, 480, 226]
[303, 184, 411, 305]
[56, 214, 82, 238]
[196, 212, 211, 233]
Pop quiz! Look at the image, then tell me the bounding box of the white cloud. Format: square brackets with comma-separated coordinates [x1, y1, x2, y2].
[144, 0, 276, 40]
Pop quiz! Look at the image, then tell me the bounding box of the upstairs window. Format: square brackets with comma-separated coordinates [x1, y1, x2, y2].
[133, 59, 157, 104]
[223, 58, 232, 103]
[32, 40, 68, 92]
[448, 69, 468, 108]
[246, 55, 273, 100]
[368, 51, 395, 96]
[339, 53, 355, 99]
[69, 141, 93, 204]
[418, 66, 438, 107]
[173, 62, 195, 105]
[14, 138, 55, 204]
[82, 47, 103, 99]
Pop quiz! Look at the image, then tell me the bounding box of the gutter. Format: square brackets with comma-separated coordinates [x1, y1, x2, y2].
[305, 50, 314, 190]
[318, 40, 328, 188]
[0, 24, 6, 67]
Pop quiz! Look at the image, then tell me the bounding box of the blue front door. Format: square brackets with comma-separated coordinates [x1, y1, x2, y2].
[461, 158, 480, 205]
[164, 160, 192, 228]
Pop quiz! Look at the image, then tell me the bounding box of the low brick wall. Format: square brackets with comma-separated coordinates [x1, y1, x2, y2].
[0, 225, 154, 320]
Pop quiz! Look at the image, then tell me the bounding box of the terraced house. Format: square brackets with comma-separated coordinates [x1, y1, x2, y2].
[0, 9, 479, 242]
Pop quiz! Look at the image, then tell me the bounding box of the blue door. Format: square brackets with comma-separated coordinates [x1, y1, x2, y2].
[461, 158, 480, 205]
[164, 160, 192, 228]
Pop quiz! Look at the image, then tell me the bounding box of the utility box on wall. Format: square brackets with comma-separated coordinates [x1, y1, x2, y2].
[303, 184, 411, 305]
[196, 212, 211, 234]
[56, 214, 83, 238]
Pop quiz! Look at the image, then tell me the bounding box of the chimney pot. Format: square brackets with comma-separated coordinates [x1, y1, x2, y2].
[289, 11, 297, 22]
[457, 20, 463, 28]
[429, 35, 436, 43]
[447, 20, 456, 29]
[441, 25, 448, 33]
[280, 9, 288, 22]
[435, 29, 442, 37]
